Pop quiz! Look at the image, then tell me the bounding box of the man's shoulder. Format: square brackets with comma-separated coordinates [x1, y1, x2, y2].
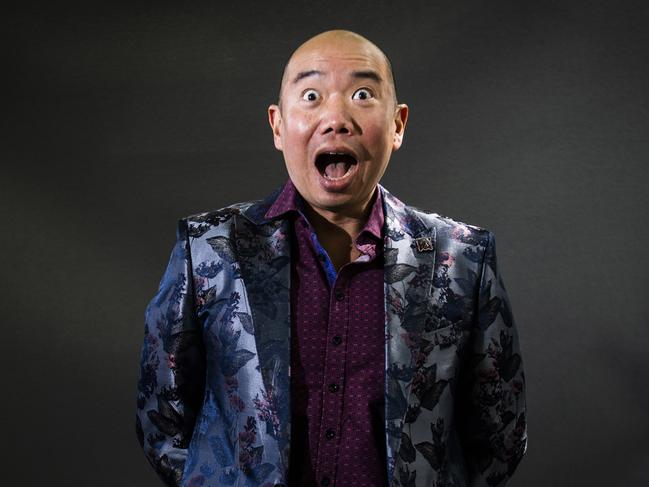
[410, 204, 488, 232]
[178, 198, 262, 238]
[383, 188, 492, 248]
[182, 184, 285, 230]
[185, 199, 258, 223]
[411, 205, 492, 248]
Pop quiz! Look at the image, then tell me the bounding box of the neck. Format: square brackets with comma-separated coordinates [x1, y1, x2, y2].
[303, 188, 376, 240]
[302, 188, 378, 272]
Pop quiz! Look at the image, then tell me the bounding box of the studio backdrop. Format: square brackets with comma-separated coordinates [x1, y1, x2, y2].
[3, 1, 648, 485]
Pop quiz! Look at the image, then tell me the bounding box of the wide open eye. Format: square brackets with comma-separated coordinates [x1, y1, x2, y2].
[302, 89, 320, 102]
[352, 88, 374, 101]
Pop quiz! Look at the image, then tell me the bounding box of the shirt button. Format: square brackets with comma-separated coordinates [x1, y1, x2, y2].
[321, 477, 331, 486]
[325, 428, 335, 439]
[331, 335, 342, 346]
[335, 290, 345, 301]
[328, 383, 339, 393]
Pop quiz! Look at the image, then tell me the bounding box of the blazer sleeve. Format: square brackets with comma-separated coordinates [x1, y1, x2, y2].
[135, 219, 206, 486]
[457, 232, 528, 487]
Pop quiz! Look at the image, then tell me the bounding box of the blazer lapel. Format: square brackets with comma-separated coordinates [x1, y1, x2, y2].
[380, 185, 438, 484]
[238, 190, 292, 472]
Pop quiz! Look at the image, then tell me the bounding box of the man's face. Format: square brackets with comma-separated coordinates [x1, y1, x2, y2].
[268, 34, 408, 218]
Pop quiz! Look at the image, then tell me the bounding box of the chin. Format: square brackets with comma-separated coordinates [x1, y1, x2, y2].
[321, 197, 362, 213]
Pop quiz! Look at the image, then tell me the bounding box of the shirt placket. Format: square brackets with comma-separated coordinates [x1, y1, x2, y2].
[314, 270, 351, 487]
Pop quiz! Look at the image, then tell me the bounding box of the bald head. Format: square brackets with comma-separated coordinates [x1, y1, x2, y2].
[278, 30, 397, 108]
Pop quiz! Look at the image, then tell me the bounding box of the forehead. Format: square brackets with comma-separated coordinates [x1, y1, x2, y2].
[285, 40, 389, 83]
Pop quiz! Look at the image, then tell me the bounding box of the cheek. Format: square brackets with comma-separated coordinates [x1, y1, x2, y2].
[281, 113, 316, 181]
[363, 123, 394, 157]
[283, 112, 315, 143]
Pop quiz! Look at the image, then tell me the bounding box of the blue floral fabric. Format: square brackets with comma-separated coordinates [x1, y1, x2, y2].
[136, 184, 527, 487]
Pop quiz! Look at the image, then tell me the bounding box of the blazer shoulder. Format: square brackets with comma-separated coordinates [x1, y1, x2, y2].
[180, 199, 260, 237]
[407, 205, 492, 249]
[185, 199, 258, 222]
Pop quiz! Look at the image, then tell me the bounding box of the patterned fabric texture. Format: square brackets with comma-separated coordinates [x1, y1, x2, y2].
[270, 180, 388, 486]
[135, 183, 527, 487]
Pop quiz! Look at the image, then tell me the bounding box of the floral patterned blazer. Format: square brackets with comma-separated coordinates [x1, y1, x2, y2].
[136, 184, 527, 487]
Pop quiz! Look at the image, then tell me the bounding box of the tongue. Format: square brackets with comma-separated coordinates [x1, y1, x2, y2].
[324, 162, 350, 178]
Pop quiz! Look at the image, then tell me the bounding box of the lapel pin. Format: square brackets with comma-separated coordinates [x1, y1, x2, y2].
[414, 236, 434, 252]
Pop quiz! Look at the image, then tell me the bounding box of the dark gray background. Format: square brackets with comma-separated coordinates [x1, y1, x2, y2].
[4, 1, 648, 485]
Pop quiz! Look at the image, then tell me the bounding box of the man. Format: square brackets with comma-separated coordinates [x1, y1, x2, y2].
[136, 30, 527, 487]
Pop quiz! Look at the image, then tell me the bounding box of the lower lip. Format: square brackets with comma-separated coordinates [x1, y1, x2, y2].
[316, 162, 359, 192]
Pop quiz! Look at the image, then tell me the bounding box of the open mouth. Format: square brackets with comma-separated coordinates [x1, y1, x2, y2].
[315, 152, 358, 181]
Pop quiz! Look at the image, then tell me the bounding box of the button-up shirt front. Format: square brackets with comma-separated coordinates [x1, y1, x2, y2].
[266, 179, 387, 487]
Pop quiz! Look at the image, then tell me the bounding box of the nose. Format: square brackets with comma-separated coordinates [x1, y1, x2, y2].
[320, 95, 354, 136]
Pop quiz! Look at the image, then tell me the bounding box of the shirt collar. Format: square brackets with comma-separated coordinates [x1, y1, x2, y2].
[265, 178, 384, 241]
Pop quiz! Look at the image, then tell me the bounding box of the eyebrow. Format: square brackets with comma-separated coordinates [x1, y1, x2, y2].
[292, 70, 324, 84]
[291, 69, 383, 84]
[351, 70, 383, 83]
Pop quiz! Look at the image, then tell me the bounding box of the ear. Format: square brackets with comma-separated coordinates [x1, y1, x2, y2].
[268, 104, 283, 151]
[392, 103, 409, 151]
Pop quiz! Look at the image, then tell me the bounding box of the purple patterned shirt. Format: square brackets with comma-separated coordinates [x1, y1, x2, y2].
[266, 179, 387, 487]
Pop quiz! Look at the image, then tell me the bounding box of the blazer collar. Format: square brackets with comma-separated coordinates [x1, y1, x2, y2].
[241, 181, 430, 238]
[240, 184, 284, 226]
